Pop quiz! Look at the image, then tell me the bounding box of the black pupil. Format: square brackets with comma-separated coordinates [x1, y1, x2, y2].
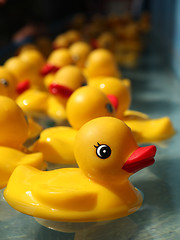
[1, 79, 9, 86]
[106, 103, 113, 113]
[98, 145, 111, 159]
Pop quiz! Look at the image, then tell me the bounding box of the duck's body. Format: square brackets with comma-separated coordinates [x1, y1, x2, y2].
[0, 147, 44, 189]
[0, 96, 45, 189]
[16, 88, 66, 124]
[5, 117, 156, 222]
[89, 77, 175, 143]
[5, 165, 142, 222]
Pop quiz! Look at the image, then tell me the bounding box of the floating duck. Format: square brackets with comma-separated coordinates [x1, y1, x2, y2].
[53, 30, 82, 50]
[89, 77, 131, 119]
[0, 66, 17, 99]
[89, 77, 175, 143]
[84, 49, 120, 79]
[19, 49, 46, 90]
[32, 86, 115, 164]
[48, 65, 86, 106]
[4, 117, 156, 222]
[0, 96, 45, 189]
[16, 66, 85, 124]
[41, 49, 73, 77]
[4, 56, 33, 94]
[69, 41, 92, 68]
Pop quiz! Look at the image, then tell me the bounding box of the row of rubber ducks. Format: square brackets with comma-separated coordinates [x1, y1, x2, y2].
[0, 16, 175, 225]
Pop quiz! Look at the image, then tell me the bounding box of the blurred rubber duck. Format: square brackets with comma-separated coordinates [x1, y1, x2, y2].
[84, 49, 120, 79]
[4, 56, 33, 94]
[18, 49, 46, 90]
[16, 66, 85, 124]
[41, 48, 73, 77]
[32, 86, 115, 164]
[89, 77, 175, 143]
[0, 66, 17, 99]
[69, 41, 92, 68]
[91, 32, 116, 52]
[89, 77, 131, 119]
[48, 65, 86, 106]
[53, 30, 82, 50]
[0, 96, 45, 189]
[4, 117, 156, 222]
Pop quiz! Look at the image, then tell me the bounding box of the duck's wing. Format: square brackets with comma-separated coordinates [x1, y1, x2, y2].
[0, 147, 44, 189]
[4, 165, 98, 217]
[124, 116, 175, 143]
[32, 126, 76, 164]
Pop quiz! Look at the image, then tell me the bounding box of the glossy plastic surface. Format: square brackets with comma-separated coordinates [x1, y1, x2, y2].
[1, 44, 180, 239]
[5, 117, 155, 222]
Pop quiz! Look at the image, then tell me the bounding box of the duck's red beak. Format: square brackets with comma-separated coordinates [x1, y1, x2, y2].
[107, 94, 119, 110]
[49, 83, 73, 98]
[16, 80, 30, 94]
[41, 64, 60, 76]
[122, 145, 156, 174]
[91, 39, 99, 49]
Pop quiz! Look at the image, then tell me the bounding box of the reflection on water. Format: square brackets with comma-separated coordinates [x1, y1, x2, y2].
[0, 189, 20, 221]
[36, 217, 137, 240]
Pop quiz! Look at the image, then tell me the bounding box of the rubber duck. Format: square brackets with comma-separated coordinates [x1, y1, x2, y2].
[53, 33, 70, 49]
[4, 57, 33, 94]
[16, 66, 85, 124]
[93, 32, 116, 52]
[84, 49, 120, 79]
[0, 96, 45, 188]
[0, 66, 17, 99]
[69, 41, 92, 68]
[41, 49, 73, 77]
[32, 86, 115, 164]
[4, 117, 156, 222]
[89, 77, 175, 143]
[88, 77, 131, 119]
[19, 49, 46, 90]
[48, 65, 86, 106]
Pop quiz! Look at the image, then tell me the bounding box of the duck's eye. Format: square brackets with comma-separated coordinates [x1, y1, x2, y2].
[94, 143, 111, 159]
[72, 55, 80, 62]
[106, 103, 113, 113]
[0, 78, 9, 87]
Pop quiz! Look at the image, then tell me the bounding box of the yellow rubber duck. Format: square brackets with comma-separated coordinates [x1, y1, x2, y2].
[19, 49, 46, 90]
[41, 49, 73, 77]
[53, 30, 81, 50]
[4, 56, 32, 94]
[16, 66, 85, 124]
[4, 117, 156, 222]
[89, 77, 175, 143]
[0, 66, 17, 99]
[48, 65, 86, 106]
[69, 41, 92, 68]
[0, 96, 45, 189]
[32, 86, 115, 164]
[84, 49, 120, 79]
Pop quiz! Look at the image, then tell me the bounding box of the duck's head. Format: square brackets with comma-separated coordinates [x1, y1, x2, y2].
[53, 34, 70, 49]
[48, 65, 86, 104]
[0, 67, 17, 99]
[0, 96, 29, 149]
[89, 77, 131, 119]
[85, 49, 120, 78]
[69, 41, 92, 68]
[4, 57, 32, 94]
[95, 32, 116, 51]
[66, 86, 115, 129]
[41, 49, 72, 76]
[19, 49, 46, 89]
[65, 30, 82, 45]
[75, 117, 156, 182]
